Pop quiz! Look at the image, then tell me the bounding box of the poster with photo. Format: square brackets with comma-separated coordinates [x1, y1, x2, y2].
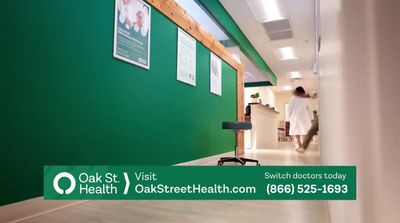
[113, 0, 151, 69]
[177, 28, 196, 86]
[210, 53, 222, 96]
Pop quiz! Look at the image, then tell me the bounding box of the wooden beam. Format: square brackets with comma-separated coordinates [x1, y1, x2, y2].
[145, 0, 245, 153]
[146, 0, 241, 70]
[236, 64, 245, 155]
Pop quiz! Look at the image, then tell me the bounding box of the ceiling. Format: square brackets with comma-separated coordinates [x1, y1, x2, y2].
[175, 0, 271, 83]
[229, 47, 269, 83]
[219, 0, 317, 92]
[175, 0, 229, 41]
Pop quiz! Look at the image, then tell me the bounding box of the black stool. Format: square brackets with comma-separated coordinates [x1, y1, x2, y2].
[218, 121, 260, 166]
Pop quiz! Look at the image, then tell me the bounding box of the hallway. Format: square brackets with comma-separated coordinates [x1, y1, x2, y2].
[2, 0, 400, 222]
[18, 144, 329, 223]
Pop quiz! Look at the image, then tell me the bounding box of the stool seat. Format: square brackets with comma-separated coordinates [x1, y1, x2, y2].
[218, 121, 260, 166]
[222, 121, 252, 130]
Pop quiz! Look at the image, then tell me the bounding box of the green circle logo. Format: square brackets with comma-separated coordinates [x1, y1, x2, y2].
[53, 172, 76, 194]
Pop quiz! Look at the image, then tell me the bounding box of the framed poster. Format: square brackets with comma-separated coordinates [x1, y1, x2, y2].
[177, 28, 196, 86]
[113, 0, 151, 69]
[210, 52, 222, 96]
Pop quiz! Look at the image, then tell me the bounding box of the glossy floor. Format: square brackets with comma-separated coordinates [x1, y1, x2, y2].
[21, 143, 329, 223]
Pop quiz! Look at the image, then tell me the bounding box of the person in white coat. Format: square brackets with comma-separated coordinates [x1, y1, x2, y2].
[287, 86, 313, 151]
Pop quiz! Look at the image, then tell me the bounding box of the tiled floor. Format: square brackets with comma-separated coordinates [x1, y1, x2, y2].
[20, 143, 329, 223]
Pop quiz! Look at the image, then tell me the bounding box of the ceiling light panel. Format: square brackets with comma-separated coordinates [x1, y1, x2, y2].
[287, 71, 303, 79]
[283, 85, 293, 91]
[273, 47, 298, 60]
[247, 0, 288, 22]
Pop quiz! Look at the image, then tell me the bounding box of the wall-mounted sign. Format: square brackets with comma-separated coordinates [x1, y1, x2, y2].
[210, 52, 222, 96]
[113, 0, 151, 69]
[177, 28, 196, 86]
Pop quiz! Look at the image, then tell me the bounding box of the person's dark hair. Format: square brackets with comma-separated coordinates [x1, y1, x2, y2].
[293, 86, 305, 96]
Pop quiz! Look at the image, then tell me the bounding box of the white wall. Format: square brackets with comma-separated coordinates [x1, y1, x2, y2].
[275, 93, 291, 122]
[244, 86, 276, 110]
[319, 0, 400, 222]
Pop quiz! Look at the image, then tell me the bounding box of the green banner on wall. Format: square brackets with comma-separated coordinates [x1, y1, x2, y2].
[44, 166, 356, 200]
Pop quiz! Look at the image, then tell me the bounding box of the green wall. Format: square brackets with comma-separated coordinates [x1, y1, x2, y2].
[0, 1, 237, 205]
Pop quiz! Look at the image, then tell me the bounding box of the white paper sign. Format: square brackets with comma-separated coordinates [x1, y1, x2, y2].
[177, 28, 196, 86]
[210, 52, 222, 96]
[113, 0, 151, 69]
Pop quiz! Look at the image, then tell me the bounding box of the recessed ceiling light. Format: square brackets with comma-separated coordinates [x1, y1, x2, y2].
[287, 71, 302, 79]
[247, 0, 286, 22]
[273, 47, 298, 60]
[283, 85, 293, 91]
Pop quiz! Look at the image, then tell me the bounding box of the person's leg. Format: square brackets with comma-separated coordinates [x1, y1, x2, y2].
[300, 135, 305, 146]
[301, 118, 319, 149]
[293, 135, 301, 148]
[295, 136, 305, 153]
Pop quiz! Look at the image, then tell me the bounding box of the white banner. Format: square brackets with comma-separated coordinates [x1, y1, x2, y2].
[177, 28, 196, 86]
[210, 52, 222, 96]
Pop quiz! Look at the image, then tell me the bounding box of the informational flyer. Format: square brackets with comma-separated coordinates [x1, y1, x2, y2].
[113, 0, 151, 69]
[177, 28, 196, 86]
[210, 52, 222, 96]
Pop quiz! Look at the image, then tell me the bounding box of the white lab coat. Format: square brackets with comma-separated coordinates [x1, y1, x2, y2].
[288, 96, 313, 135]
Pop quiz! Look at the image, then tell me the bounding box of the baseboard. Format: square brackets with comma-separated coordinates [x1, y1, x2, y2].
[0, 151, 233, 223]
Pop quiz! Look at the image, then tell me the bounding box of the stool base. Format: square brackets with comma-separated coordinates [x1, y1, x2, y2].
[218, 157, 260, 166]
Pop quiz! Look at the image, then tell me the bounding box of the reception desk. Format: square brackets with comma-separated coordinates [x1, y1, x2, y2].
[245, 104, 279, 149]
